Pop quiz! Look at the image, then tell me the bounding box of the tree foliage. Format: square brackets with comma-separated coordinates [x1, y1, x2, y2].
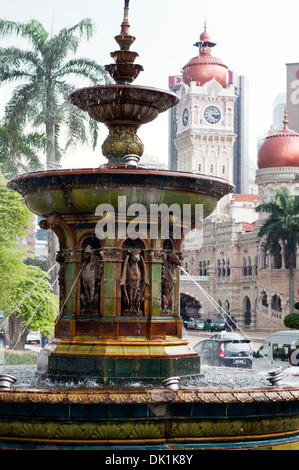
[0, 169, 57, 349]
[256, 187, 299, 316]
[0, 121, 45, 177]
[0, 18, 109, 167]
[7, 265, 57, 349]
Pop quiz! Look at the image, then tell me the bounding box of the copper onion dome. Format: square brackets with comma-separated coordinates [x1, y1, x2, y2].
[258, 108, 299, 169]
[182, 23, 228, 88]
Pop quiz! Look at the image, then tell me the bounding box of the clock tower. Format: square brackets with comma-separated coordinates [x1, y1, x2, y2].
[174, 25, 237, 217]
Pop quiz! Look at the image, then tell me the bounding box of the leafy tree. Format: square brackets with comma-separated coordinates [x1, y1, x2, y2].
[24, 257, 48, 272]
[0, 17, 109, 286]
[7, 265, 57, 350]
[0, 121, 45, 177]
[256, 187, 299, 316]
[0, 168, 57, 349]
[0, 168, 32, 307]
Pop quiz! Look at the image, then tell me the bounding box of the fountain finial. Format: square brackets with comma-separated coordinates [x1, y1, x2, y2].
[106, 0, 143, 84]
[117, 0, 133, 45]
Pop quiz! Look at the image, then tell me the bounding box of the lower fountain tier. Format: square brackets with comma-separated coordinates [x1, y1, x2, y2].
[1, 385, 299, 450]
[38, 336, 200, 383]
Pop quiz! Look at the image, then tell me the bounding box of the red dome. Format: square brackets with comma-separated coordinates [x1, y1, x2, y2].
[182, 26, 228, 88]
[182, 55, 228, 87]
[258, 112, 299, 169]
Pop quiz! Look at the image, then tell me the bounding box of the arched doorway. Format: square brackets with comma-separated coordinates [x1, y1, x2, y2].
[180, 293, 201, 321]
[243, 296, 251, 326]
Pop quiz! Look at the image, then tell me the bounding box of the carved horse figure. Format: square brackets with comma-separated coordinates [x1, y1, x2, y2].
[162, 252, 182, 313]
[121, 248, 149, 316]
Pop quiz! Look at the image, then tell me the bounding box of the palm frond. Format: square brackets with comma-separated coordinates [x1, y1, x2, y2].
[0, 19, 48, 49]
[54, 58, 108, 84]
[49, 18, 95, 61]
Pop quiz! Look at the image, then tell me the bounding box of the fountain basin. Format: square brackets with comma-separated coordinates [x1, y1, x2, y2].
[8, 167, 232, 218]
[68, 85, 178, 126]
[0, 384, 299, 450]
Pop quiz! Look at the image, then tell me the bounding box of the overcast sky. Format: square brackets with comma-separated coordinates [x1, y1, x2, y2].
[0, 0, 298, 169]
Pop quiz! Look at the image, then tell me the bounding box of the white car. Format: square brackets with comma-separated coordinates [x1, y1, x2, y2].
[26, 330, 41, 344]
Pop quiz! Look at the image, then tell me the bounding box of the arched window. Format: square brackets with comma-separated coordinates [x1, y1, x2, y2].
[271, 294, 282, 312]
[226, 259, 231, 277]
[254, 256, 258, 276]
[222, 259, 226, 277]
[244, 296, 251, 326]
[243, 257, 247, 277]
[247, 257, 252, 276]
[261, 291, 268, 307]
[260, 243, 266, 269]
[199, 261, 203, 276]
[272, 244, 282, 269]
[217, 259, 221, 277]
[163, 239, 173, 253]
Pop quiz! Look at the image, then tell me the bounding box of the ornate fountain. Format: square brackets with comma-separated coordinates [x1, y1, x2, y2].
[2, 1, 299, 450]
[9, 2, 232, 385]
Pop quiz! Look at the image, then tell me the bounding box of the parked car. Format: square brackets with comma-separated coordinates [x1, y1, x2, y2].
[26, 330, 41, 344]
[211, 332, 244, 340]
[194, 334, 253, 368]
[184, 318, 205, 330]
[253, 330, 299, 370]
[210, 316, 227, 332]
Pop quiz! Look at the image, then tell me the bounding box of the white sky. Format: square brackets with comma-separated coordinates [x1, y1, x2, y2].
[0, 0, 298, 169]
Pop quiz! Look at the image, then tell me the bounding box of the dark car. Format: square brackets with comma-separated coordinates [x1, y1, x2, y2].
[210, 316, 227, 332]
[194, 335, 253, 368]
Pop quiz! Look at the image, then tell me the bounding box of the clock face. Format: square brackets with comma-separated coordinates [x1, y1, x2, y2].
[204, 106, 221, 124]
[182, 108, 189, 126]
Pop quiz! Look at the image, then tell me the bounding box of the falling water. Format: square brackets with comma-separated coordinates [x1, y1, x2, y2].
[1, 263, 58, 330]
[180, 266, 251, 340]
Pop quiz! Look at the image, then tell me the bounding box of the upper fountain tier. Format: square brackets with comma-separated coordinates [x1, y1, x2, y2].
[68, 1, 179, 163]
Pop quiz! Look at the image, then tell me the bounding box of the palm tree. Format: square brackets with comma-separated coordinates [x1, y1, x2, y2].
[0, 18, 108, 165]
[0, 18, 109, 289]
[256, 187, 299, 315]
[0, 121, 45, 176]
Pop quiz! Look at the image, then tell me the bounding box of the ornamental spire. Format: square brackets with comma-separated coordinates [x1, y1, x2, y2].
[283, 105, 289, 131]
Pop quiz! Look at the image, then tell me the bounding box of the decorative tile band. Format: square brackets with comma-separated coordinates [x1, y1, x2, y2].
[0, 386, 299, 405]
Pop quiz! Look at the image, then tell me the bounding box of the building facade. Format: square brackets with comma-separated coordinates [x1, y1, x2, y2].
[286, 63, 299, 133]
[180, 112, 299, 332]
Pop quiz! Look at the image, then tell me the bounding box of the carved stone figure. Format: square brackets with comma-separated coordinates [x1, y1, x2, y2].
[161, 252, 182, 316]
[120, 248, 149, 316]
[56, 251, 66, 299]
[80, 245, 102, 314]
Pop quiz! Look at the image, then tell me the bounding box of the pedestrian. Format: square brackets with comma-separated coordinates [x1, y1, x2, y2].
[41, 334, 49, 348]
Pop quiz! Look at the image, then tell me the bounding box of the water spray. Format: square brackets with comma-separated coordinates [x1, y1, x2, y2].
[180, 266, 251, 341]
